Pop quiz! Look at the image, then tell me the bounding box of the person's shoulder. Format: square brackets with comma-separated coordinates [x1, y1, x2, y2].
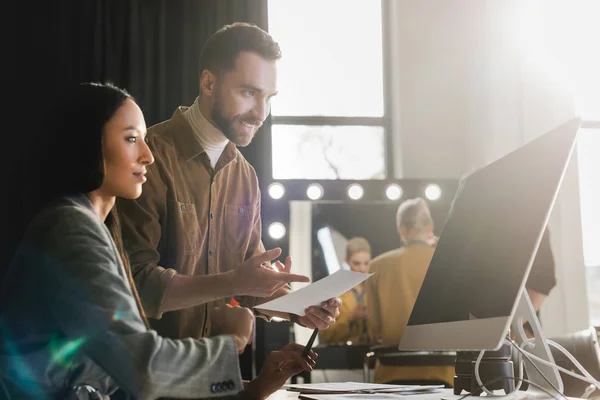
[37, 195, 96, 223]
[147, 119, 170, 136]
[145, 106, 192, 146]
[146, 117, 177, 150]
[17, 196, 120, 282]
[406, 245, 436, 262]
[146, 108, 202, 167]
[370, 248, 403, 269]
[372, 248, 403, 263]
[28, 195, 105, 241]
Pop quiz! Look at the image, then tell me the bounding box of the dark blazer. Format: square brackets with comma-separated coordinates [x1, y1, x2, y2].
[0, 194, 242, 399]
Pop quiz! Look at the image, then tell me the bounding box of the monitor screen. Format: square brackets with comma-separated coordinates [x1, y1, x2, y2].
[399, 118, 580, 350]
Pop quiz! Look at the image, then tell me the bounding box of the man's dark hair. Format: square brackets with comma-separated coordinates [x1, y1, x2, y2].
[199, 22, 281, 76]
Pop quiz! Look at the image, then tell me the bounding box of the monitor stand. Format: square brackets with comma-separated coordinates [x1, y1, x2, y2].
[508, 288, 564, 399]
[443, 289, 563, 400]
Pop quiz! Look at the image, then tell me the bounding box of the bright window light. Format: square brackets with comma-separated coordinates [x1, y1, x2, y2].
[268, 0, 383, 117]
[518, 0, 600, 119]
[271, 125, 385, 180]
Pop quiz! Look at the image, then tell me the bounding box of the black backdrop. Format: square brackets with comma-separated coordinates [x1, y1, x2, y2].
[4, 0, 270, 382]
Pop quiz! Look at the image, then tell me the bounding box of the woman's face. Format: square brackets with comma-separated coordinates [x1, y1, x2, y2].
[98, 99, 153, 199]
[346, 250, 371, 273]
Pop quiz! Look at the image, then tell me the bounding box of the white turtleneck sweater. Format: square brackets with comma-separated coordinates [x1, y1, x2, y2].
[183, 97, 229, 168]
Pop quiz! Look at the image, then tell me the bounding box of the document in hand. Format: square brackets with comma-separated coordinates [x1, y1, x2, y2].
[285, 382, 444, 395]
[254, 270, 372, 316]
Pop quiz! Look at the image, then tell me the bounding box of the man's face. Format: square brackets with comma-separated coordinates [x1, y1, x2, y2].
[210, 51, 278, 147]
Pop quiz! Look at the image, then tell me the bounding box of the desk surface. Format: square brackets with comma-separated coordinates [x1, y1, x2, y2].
[267, 388, 583, 400]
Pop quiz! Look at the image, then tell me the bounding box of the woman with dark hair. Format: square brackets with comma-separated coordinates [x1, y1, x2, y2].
[0, 83, 315, 399]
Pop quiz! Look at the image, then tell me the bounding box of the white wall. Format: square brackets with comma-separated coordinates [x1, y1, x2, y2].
[390, 0, 476, 178]
[389, 0, 589, 336]
[389, 0, 526, 178]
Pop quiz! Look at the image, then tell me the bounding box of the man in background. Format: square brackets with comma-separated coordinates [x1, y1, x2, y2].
[366, 198, 454, 385]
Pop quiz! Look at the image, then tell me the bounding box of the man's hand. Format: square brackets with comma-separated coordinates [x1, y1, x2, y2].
[243, 343, 317, 400]
[210, 304, 254, 354]
[231, 248, 310, 297]
[293, 297, 342, 329]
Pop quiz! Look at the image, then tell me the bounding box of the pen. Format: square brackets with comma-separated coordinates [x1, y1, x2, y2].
[302, 328, 319, 358]
[275, 328, 319, 372]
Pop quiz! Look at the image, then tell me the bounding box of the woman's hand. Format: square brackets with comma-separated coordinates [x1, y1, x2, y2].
[243, 343, 318, 399]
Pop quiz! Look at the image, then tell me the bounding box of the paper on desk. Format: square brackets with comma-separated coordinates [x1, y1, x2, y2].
[254, 270, 372, 316]
[299, 393, 441, 400]
[286, 382, 444, 395]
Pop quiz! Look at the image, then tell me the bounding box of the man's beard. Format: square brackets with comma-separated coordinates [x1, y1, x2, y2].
[211, 93, 261, 147]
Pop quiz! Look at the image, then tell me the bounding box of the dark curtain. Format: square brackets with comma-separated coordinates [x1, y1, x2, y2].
[4, 0, 270, 383]
[4, 0, 269, 269]
[10, 0, 268, 124]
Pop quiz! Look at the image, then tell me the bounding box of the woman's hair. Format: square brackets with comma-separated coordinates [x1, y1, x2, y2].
[105, 206, 149, 328]
[346, 237, 372, 259]
[35, 82, 149, 328]
[395, 197, 434, 232]
[39, 82, 131, 200]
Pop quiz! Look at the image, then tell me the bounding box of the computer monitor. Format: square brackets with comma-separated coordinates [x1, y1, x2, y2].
[398, 117, 581, 352]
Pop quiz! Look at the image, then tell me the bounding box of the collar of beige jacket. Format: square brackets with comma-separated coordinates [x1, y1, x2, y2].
[169, 107, 238, 167]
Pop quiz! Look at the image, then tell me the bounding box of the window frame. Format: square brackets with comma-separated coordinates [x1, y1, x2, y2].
[267, 0, 394, 180]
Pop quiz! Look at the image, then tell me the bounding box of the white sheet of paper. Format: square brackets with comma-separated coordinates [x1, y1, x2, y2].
[285, 382, 444, 394]
[298, 394, 443, 400]
[254, 270, 372, 316]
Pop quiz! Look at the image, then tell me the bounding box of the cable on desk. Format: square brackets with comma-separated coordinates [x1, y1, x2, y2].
[457, 376, 560, 400]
